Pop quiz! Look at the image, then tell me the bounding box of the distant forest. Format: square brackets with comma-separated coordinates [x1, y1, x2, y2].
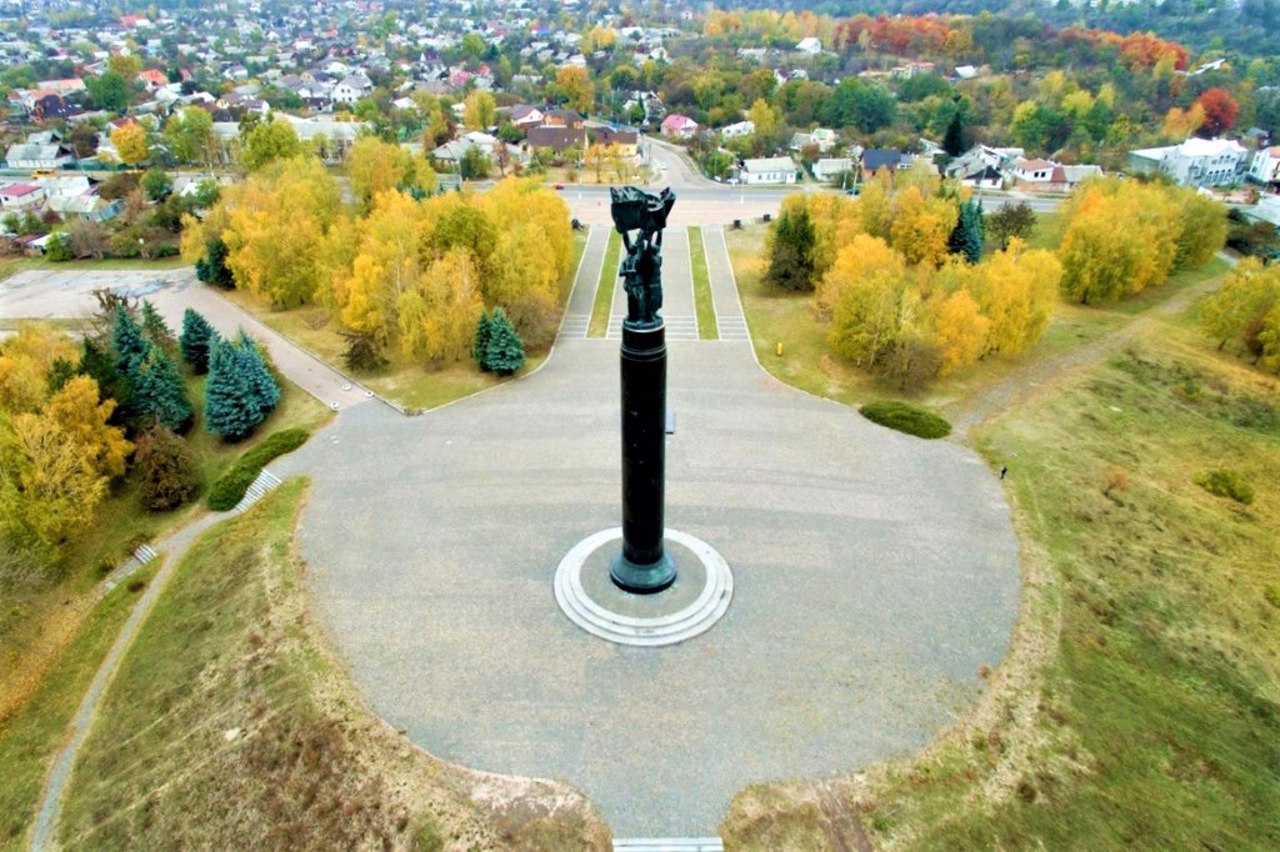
[746, 0, 1280, 58]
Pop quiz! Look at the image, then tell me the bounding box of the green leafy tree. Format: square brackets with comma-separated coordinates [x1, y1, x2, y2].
[948, 200, 985, 264]
[179, 308, 218, 374]
[134, 425, 199, 511]
[86, 70, 131, 111]
[140, 169, 173, 202]
[131, 342, 193, 433]
[764, 207, 817, 291]
[483, 308, 525, 375]
[240, 118, 303, 171]
[472, 310, 494, 371]
[985, 202, 1036, 251]
[459, 145, 492, 180]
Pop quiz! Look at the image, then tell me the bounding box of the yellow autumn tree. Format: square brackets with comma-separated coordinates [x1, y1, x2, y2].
[347, 136, 410, 207]
[221, 155, 341, 307]
[818, 235, 911, 366]
[110, 121, 149, 165]
[929, 289, 989, 376]
[889, 185, 956, 267]
[463, 89, 497, 131]
[969, 240, 1062, 355]
[333, 189, 429, 342]
[397, 248, 484, 362]
[555, 66, 594, 113]
[0, 323, 79, 415]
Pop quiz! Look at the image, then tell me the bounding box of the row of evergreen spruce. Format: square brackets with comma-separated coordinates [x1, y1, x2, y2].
[71, 297, 282, 511]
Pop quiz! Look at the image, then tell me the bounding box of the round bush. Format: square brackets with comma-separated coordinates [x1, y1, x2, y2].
[859, 400, 952, 439]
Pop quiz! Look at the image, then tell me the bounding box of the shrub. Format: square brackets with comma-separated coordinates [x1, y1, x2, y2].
[859, 400, 952, 439]
[1196, 469, 1255, 505]
[136, 426, 199, 511]
[206, 427, 309, 511]
[44, 232, 73, 262]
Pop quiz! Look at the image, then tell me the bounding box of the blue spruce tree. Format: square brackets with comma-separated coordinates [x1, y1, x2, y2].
[472, 310, 494, 371]
[484, 308, 525, 376]
[131, 341, 193, 433]
[179, 308, 218, 374]
[112, 303, 148, 374]
[235, 333, 280, 418]
[204, 337, 257, 441]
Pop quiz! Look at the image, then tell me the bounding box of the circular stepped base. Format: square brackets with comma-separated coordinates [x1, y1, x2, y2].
[554, 528, 733, 647]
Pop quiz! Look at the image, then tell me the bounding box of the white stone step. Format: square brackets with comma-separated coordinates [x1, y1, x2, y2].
[614, 839, 724, 852]
[233, 468, 283, 514]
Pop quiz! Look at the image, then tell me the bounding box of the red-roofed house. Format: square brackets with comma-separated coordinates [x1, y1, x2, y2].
[1012, 158, 1056, 183]
[660, 114, 698, 139]
[0, 183, 47, 211]
[138, 69, 169, 90]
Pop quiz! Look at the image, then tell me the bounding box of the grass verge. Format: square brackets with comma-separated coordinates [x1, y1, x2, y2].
[589, 228, 623, 338]
[0, 256, 189, 283]
[688, 226, 718, 340]
[57, 480, 611, 850]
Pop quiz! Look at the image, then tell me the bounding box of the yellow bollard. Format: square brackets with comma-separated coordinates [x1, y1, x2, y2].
[775, 342, 784, 357]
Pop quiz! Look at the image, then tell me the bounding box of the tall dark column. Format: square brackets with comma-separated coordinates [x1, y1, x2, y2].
[610, 323, 676, 593]
[608, 186, 678, 594]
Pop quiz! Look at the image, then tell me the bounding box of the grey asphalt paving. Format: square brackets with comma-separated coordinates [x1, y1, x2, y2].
[275, 240, 1021, 837]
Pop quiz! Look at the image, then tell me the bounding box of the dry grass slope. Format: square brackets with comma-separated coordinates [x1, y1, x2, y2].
[57, 480, 611, 850]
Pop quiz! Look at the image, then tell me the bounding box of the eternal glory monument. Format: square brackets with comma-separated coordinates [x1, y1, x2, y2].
[609, 186, 678, 593]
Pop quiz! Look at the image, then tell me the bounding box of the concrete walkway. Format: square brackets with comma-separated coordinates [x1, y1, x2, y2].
[0, 267, 374, 412]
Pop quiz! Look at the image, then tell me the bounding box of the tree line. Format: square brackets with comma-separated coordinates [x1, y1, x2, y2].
[182, 145, 574, 367]
[763, 171, 1226, 388]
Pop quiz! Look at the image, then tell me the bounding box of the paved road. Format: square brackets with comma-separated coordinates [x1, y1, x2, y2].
[274, 228, 1021, 837]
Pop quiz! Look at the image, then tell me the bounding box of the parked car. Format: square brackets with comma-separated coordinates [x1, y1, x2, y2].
[553, 183, 565, 190]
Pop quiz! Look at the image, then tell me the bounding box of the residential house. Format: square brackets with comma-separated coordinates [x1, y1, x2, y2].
[34, 78, 85, 96]
[526, 125, 588, 154]
[720, 120, 754, 139]
[591, 126, 638, 157]
[332, 72, 373, 105]
[1248, 146, 1280, 188]
[543, 108, 584, 130]
[1011, 158, 1056, 184]
[1128, 137, 1249, 187]
[814, 158, 854, 182]
[31, 93, 76, 122]
[795, 37, 821, 55]
[0, 183, 47, 211]
[660, 114, 698, 139]
[510, 104, 545, 127]
[945, 143, 1021, 187]
[138, 68, 169, 90]
[1248, 194, 1280, 227]
[5, 137, 73, 170]
[740, 156, 797, 185]
[861, 148, 913, 176]
[45, 193, 122, 222]
[809, 127, 837, 153]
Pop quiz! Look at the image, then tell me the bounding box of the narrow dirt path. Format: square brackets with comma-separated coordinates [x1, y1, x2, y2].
[30, 511, 224, 851]
[947, 253, 1236, 439]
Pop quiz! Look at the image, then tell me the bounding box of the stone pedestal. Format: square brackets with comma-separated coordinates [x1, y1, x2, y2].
[610, 323, 677, 594]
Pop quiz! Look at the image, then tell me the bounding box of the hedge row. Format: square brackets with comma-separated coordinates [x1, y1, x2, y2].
[206, 427, 310, 511]
[859, 400, 952, 439]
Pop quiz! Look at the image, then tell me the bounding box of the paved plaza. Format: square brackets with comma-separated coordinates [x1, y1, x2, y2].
[1, 222, 1021, 838]
[274, 225, 1021, 836]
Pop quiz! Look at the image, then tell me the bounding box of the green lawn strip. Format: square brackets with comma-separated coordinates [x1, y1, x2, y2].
[56, 481, 610, 850]
[588, 229, 623, 338]
[688, 226, 718, 340]
[0, 564, 158, 852]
